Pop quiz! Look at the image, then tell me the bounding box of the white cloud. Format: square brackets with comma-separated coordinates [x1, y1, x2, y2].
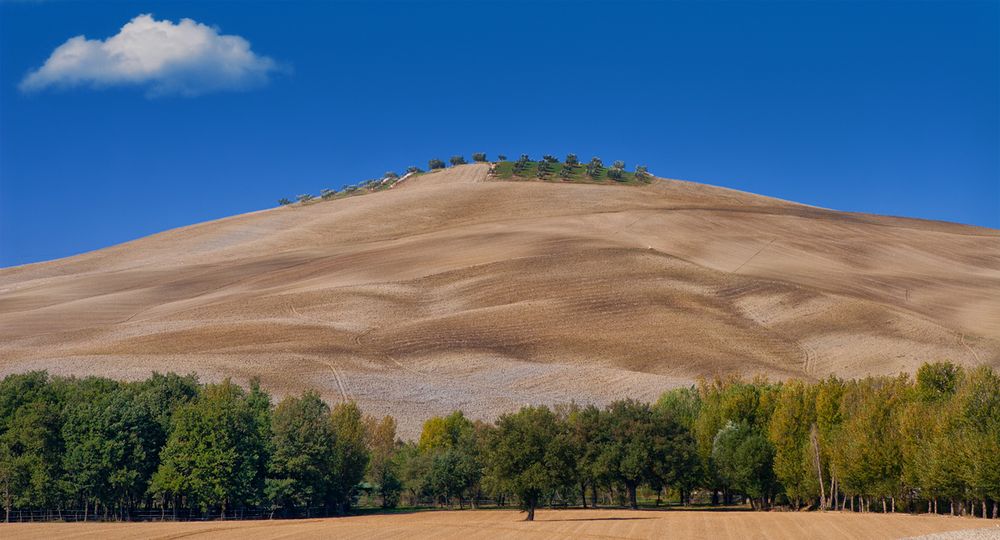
[20, 14, 280, 97]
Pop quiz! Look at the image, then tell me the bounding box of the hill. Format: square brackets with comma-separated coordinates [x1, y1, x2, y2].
[2, 163, 998, 436]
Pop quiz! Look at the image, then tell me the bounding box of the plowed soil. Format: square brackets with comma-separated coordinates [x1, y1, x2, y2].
[4, 509, 996, 540]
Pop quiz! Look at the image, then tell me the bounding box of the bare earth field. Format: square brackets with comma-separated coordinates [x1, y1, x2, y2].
[4, 509, 998, 540]
[2, 164, 999, 437]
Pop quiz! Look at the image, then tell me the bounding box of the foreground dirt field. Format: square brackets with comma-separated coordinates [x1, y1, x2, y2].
[4, 509, 997, 540]
[2, 164, 999, 436]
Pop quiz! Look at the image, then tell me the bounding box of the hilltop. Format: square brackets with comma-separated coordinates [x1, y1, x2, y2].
[2, 163, 998, 437]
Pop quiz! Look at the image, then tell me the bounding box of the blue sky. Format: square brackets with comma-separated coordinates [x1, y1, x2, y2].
[1, 1, 997, 268]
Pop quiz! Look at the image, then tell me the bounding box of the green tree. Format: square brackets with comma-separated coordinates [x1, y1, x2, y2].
[607, 160, 626, 180]
[536, 158, 549, 178]
[328, 402, 369, 513]
[61, 378, 163, 520]
[395, 441, 430, 505]
[449, 155, 467, 166]
[150, 379, 270, 518]
[952, 366, 1000, 518]
[713, 421, 776, 509]
[767, 380, 819, 508]
[565, 153, 579, 165]
[565, 404, 604, 508]
[558, 163, 573, 180]
[472, 152, 487, 162]
[915, 362, 962, 403]
[485, 406, 561, 521]
[426, 447, 478, 508]
[417, 411, 479, 507]
[586, 157, 603, 178]
[655, 386, 701, 432]
[419, 411, 474, 452]
[266, 391, 336, 515]
[600, 400, 659, 509]
[832, 377, 906, 513]
[651, 394, 701, 504]
[0, 372, 63, 522]
[428, 158, 446, 169]
[814, 377, 845, 509]
[365, 415, 401, 508]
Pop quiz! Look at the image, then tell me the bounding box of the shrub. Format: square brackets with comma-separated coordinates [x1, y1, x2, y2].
[278, 198, 292, 206]
[542, 155, 558, 164]
[497, 154, 508, 161]
[384, 171, 399, 180]
[428, 159, 446, 170]
[586, 157, 603, 178]
[635, 165, 651, 183]
[320, 189, 336, 199]
[536, 160, 549, 178]
[297, 194, 314, 203]
[406, 166, 422, 174]
[608, 160, 626, 181]
[472, 152, 487, 162]
[449, 155, 467, 166]
[565, 154, 579, 165]
[512, 154, 531, 176]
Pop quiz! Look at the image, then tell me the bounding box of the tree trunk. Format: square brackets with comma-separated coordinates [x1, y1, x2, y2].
[982, 501, 987, 520]
[882, 497, 887, 513]
[591, 484, 598, 508]
[581, 483, 587, 509]
[810, 425, 826, 510]
[525, 497, 536, 522]
[627, 482, 638, 510]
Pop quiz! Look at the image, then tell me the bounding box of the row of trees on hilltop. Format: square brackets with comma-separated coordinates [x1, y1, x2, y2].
[2, 362, 996, 522]
[277, 153, 654, 205]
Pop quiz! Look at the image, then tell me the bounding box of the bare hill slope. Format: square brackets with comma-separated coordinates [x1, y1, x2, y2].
[2, 164, 998, 436]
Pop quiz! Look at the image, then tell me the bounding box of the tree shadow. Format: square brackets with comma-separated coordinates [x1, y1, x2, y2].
[543, 517, 655, 522]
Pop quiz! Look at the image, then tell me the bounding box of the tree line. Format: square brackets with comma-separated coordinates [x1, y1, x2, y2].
[277, 152, 653, 206]
[1, 362, 997, 522]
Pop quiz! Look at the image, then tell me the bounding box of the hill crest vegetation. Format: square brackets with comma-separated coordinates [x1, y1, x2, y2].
[277, 152, 653, 207]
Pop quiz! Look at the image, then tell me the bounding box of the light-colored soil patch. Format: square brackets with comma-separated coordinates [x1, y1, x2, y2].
[3, 509, 996, 540]
[2, 164, 999, 437]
